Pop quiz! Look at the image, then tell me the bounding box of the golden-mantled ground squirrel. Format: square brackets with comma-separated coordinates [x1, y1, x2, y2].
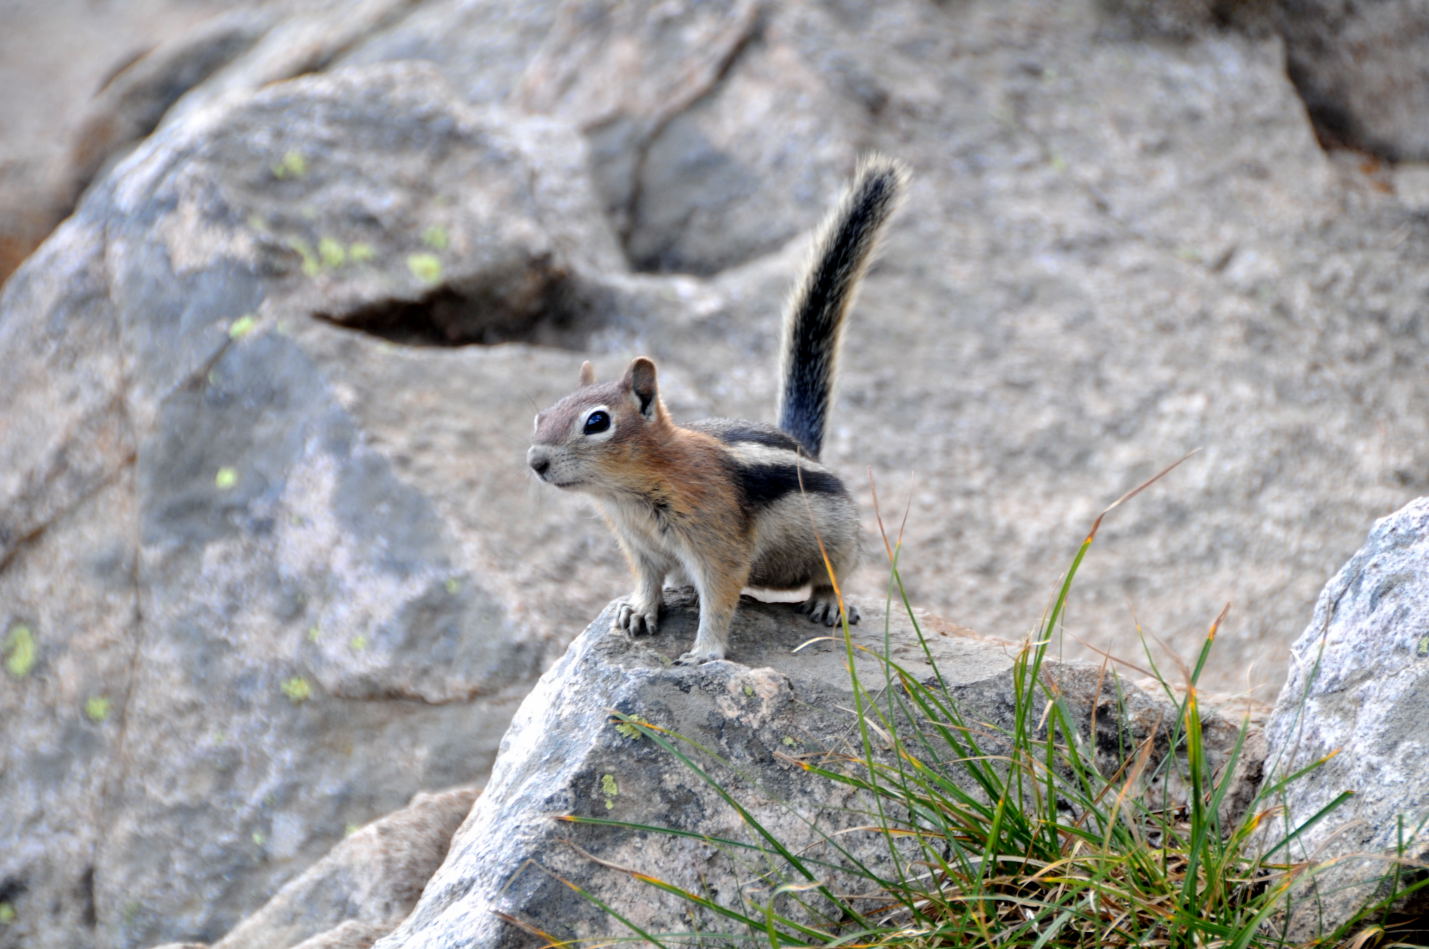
[527, 157, 907, 663]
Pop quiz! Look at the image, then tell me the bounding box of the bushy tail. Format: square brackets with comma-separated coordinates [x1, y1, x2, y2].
[778, 155, 908, 459]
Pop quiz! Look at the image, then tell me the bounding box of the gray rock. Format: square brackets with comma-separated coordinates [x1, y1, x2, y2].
[375, 598, 1261, 948]
[0, 64, 622, 949]
[0, 0, 258, 283]
[515, 0, 862, 275]
[1094, 0, 1273, 40]
[214, 786, 478, 949]
[332, 0, 561, 109]
[65, 9, 276, 207]
[1258, 496, 1429, 936]
[289, 922, 391, 949]
[1277, 0, 1429, 159]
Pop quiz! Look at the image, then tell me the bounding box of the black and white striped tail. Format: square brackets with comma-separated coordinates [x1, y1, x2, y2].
[777, 156, 908, 460]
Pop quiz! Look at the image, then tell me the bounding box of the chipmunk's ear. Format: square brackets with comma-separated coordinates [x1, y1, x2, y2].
[579, 360, 596, 386]
[624, 357, 659, 419]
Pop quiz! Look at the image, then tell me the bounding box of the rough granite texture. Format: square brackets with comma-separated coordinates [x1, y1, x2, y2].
[214, 786, 478, 949]
[1259, 497, 1429, 937]
[0, 66, 602, 949]
[0, 0, 253, 280]
[375, 598, 1260, 948]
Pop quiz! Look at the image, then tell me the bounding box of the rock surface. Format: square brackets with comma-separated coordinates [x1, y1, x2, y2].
[214, 786, 478, 949]
[1259, 496, 1429, 935]
[2, 0, 1429, 946]
[0, 0, 252, 281]
[374, 597, 1261, 948]
[1277, 0, 1429, 159]
[0, 65, 613, 949]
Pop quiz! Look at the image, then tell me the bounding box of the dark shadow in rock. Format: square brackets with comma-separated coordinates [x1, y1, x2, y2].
[1283, 60, 1369, 156]
[313, 267, 600, 349]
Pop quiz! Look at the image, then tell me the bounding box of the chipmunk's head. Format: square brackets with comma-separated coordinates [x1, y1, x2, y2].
[526, 357, 668, 493]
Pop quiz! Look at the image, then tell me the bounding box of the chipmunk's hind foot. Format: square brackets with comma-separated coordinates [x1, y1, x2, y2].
[803, 589, 859, 627]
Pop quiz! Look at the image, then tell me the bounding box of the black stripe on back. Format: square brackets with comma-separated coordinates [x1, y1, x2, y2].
[736, 462, 846, 509]
[710, 424, 807, 454]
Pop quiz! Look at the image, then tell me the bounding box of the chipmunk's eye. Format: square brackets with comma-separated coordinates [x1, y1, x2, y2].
[583, 410, 611, 435]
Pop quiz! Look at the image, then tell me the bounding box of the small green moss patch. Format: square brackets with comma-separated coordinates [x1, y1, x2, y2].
[407, 252, 443, 285]
[228, 314, 256, 340]
[600, 773, 619, 811]
[285, 236, 321, 277]
[5, 624, 36, 678]
[421, 225, 449, 250]
[272, 149, 308, 179]
[85, 696, 111, 722]
[281, 676, 312, 703]
[318, 237, 347, 268]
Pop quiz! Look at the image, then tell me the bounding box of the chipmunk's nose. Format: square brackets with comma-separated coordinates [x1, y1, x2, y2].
[527, 445, 551, 479]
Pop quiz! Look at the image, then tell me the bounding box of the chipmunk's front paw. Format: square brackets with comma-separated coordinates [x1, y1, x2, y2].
[615, 600, 660, 637]
[803, 593, 859, 627]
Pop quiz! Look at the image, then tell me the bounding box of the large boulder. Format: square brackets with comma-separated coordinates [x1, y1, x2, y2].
[1258, 496, 1429, 935]
[0, 64, 630, 949]
[374, 598, 1262, 948]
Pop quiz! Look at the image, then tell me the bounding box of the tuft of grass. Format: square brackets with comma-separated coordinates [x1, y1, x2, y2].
[560, 458, 1428, 948]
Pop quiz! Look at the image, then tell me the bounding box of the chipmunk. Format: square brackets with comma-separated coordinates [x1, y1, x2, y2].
[527, 157, 907, 664]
